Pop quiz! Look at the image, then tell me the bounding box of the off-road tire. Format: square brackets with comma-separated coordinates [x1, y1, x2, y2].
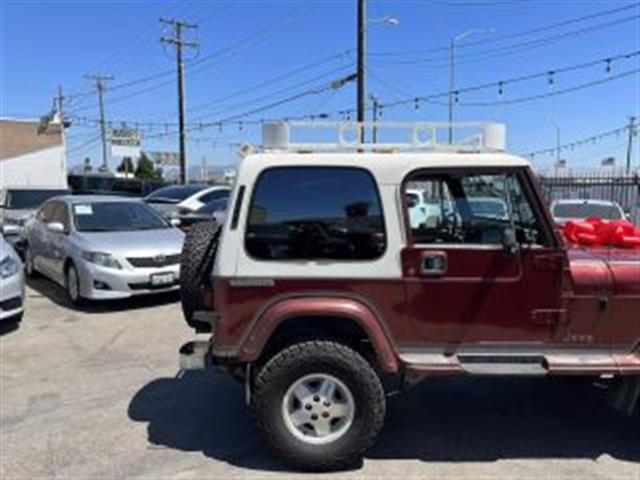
[179, 221, 220, 331]
[253, 340, 386, 471]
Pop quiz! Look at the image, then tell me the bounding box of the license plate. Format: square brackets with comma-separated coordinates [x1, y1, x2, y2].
[150, 272, 174, 286]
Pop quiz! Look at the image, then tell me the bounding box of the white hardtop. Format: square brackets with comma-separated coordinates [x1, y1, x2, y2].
[236, 121, 530, 184]
[238, 151, 531, 186]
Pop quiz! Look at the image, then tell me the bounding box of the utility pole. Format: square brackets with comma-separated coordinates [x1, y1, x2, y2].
[370, 94, 379, 143]
[85, 74, 113, 172]
[626, 116, 637, 174]
[55, 85, 65, 122]
[357, 0, 366, 142]
[160, 17, 198, 185]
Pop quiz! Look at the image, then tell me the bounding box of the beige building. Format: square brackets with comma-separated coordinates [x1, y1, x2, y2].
[0, 117, 68, 189]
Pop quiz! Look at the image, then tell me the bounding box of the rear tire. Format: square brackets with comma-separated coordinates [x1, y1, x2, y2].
[253, 340, 386, 471]
[179, 221, 220, 331]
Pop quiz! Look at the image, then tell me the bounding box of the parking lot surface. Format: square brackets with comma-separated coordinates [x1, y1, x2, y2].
[1, 278, 638, 479]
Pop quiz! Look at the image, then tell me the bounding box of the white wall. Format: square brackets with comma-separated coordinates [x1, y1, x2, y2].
[0, 145, 68, 189]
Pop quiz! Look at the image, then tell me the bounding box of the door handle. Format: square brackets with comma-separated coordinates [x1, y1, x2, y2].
[420, 251, 447, 277]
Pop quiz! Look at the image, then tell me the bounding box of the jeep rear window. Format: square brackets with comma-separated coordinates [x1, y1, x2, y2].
[246, 167, 386, 261]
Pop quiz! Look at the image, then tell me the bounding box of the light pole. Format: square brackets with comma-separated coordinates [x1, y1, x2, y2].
[449, 28, 495, 143]
[550, 119, 562, 174]
[356, 0, 397, 142]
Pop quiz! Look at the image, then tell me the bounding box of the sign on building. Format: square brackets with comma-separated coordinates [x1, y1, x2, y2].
[146, 151, 180, 167]
[110, 128, 141, 158]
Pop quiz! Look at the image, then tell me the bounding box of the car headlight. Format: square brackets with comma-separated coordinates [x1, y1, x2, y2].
[0, 254, 20, 279]
[81, 251, 122, 269]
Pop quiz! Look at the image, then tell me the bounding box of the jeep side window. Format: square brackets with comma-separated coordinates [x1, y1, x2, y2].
[246, 167, 386, 260]
[405, 172, 546, 246]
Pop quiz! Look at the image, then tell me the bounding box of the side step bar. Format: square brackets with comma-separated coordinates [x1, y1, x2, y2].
[458, 355, 547, 376]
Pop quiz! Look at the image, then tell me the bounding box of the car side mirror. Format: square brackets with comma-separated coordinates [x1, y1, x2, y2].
[170, 218, 181, 227]
[2, 224, 20, 236]
[47, 222, 65, 234]
[502, 227, 518, 255]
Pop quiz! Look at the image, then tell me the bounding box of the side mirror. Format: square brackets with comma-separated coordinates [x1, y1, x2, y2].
[47, 222, 65, 234]
[502, 227, 518, 255]
[170, 218, 181, 227]
[2, 224, 20, 236]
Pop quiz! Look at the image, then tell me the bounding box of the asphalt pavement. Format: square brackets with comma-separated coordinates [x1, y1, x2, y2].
[1, 277, 638, 479]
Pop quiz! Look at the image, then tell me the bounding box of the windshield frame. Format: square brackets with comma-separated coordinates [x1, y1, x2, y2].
[72, 201, 171, 232]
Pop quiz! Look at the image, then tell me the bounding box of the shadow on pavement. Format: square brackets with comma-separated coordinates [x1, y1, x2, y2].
[26, 277, 180, 314]
[128, 373, 639, 472]
[0, 318, 21, 336]
[128, 371, 289, 472]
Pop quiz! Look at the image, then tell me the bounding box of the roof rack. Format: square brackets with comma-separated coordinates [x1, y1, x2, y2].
[260, 121, 506, 153]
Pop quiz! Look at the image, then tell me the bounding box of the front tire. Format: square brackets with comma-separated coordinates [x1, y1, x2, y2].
[66, 263, 84, 306]
[253, 340, 386, 471]
[24, 245, 38, 278]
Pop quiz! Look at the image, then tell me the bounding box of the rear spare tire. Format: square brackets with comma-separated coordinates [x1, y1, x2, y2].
[179, 220, 220, 331]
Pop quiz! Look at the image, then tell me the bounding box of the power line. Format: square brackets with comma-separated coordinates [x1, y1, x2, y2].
[523, 124, 632, 158]
[369, 14, 640, 67]
[370, 3, 639, 57]
[364, 50, 640, 110]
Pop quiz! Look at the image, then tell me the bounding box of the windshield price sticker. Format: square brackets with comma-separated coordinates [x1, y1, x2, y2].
[74, 205, 93, 215]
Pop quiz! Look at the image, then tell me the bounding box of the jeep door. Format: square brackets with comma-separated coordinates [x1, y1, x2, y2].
[401, 168, 564, 347]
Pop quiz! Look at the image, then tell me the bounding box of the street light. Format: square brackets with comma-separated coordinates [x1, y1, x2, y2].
[357, 0, 398, 141]
[448, 28, 495, 143]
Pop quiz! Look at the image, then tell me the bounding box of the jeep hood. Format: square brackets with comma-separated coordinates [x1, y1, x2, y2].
[567, 247, 640, 296]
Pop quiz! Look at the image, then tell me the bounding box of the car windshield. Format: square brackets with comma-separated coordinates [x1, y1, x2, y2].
[5, 189, 69, 209]
[145, 185, 204, 203]
[196, 198, 228, 215]
[553, 202, 622, 220]
[73, 201, 169, 232]
[468, 199, 508, 219]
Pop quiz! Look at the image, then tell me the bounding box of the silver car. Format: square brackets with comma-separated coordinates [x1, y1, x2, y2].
[0, 234, 25, 322]
[23, 196, 185, 304]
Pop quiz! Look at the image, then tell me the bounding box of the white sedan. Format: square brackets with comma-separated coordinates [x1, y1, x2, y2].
[175, 185, 230, 215]
[0, 234, 25, 322]
[550, 199, 627, 225]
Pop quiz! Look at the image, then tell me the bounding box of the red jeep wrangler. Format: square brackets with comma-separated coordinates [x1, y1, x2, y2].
[178, 122, 640, 470]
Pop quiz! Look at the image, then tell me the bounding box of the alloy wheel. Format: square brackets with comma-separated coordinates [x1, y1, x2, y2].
[281, 373, 355, 445]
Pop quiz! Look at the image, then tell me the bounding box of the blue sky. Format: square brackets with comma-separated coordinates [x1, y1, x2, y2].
[1, 0, 638, 176]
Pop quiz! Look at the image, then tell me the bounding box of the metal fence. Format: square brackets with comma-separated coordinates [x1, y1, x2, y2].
[537, 172, 640, 222]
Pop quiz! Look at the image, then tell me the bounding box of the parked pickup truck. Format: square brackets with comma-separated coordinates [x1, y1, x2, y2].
[177, 122, 640, 471]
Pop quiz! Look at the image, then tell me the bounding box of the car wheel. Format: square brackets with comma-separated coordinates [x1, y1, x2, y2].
[179, 221, 220, 331]
[253, 340, 386, 471]
[66, 263, 84, 306]
[24, 245, 38, 278]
